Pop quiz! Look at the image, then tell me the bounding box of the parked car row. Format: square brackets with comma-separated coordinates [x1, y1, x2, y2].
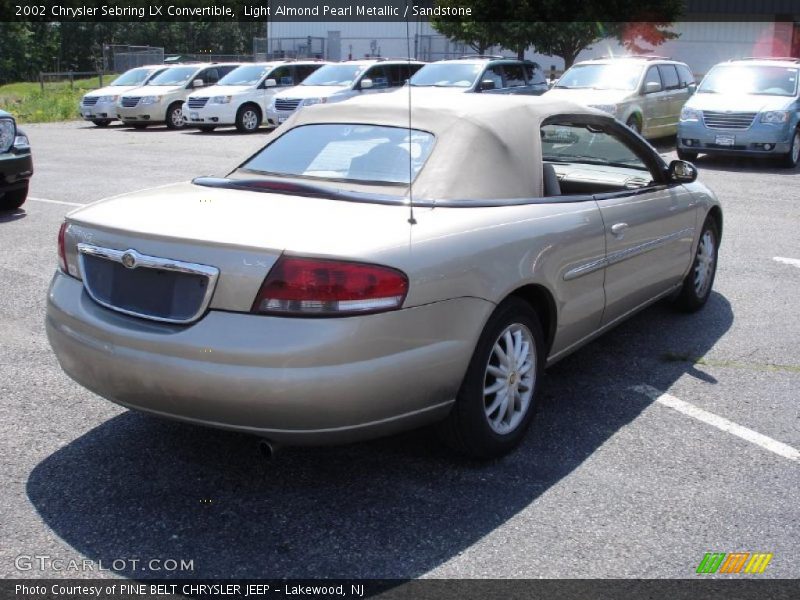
[79, 55, 552, 133]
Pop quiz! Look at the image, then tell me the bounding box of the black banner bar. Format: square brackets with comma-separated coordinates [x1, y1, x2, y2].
[3, 0, 800, 22]
[3, 580, 800, 600]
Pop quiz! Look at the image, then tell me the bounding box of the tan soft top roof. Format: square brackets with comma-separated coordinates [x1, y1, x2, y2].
[280, 91, 598, 200]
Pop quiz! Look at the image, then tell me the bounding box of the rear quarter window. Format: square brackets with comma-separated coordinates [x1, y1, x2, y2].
[677, 64, 695, 88]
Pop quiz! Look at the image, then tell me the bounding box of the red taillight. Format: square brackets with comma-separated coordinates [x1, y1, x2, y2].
[57, 222, 67, 273]
[252, 256, 409, 316]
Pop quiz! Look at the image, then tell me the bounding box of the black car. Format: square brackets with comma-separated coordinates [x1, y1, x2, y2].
[409, 55, 548, 95]
[0, 109, 33, 211]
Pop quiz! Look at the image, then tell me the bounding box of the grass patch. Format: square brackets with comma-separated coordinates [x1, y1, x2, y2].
[0, 76, 117, 124]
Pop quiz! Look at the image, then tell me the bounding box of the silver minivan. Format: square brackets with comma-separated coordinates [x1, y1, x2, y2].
[677, 58, 800, 167]
[544, 56, 696, 138]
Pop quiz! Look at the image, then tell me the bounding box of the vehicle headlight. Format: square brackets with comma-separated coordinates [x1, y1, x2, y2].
[97, 95, 118, 103]
[211, 96, 233, 104]
[588, 104, 617, 115]
[13, 133, 30, 151]
[680, 107, 702, 121]
[140, 96, 162, 105]
[760, 110, 789, 124]
[0, 119, 15, 153]
[302, 97, 327, 106]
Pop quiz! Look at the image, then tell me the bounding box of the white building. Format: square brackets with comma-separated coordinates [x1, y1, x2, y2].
[265, 10, 800, 76]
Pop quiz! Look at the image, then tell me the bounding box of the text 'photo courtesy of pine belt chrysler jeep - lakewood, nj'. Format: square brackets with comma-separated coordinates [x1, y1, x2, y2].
[46, 92, 723, 459]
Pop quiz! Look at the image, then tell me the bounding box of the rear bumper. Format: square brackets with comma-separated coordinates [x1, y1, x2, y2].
[677, 119, 793, 156]
[46, 271, 493, 444]
[0, 151, 33, 192]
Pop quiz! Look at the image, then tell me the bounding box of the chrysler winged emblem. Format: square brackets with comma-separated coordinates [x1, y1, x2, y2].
[121, 251, 137, 269]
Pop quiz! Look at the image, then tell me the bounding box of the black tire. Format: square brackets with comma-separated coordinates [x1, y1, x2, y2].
[626, 114, 642, 135]
[677, 148, 698, 162]
[0, 181, 29, 211]
[439, 297, 545, 459]
[674, 217, 719, 312]
[778, 127, 800, 169]
[235, 104, 261, 133]
[92, 119, 111, 127]
[198, 125, 216, 133]
[165, 103, 185, 130]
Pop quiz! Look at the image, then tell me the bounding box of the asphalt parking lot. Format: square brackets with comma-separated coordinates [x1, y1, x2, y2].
[1, 120, 798, 580]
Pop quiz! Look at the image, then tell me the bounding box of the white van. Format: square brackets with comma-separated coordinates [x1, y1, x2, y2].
[266, 59, 424, 126]
[182, 61, 328, 133]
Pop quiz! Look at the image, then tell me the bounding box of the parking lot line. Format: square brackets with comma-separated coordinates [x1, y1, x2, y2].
[773, 256, 800, 269]
[28, 197, 83, 207]
[631, 384, 799, 463]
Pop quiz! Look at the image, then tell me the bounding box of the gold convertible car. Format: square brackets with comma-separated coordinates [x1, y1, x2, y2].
[46, 93, 722, 458]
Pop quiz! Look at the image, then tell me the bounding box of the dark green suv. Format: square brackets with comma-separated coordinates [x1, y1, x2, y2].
[0, 109, 33, 211]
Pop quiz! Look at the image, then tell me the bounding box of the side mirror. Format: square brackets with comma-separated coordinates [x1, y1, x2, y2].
[668, 159, 697, 183]
[360, 78, 373, 90]
[644, 81, 661, 94]
[479, 79, 496, 91]
[192, 79, 205, 88]
[687, 82, 697, 96]
[263, 78, 277, 88]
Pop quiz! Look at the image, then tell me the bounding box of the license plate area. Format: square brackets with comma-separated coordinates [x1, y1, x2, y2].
[715, 134, 736, 146]
[78, 244, 219, 324]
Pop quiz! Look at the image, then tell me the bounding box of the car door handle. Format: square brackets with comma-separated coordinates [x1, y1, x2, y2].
[610, 223, 629, 237]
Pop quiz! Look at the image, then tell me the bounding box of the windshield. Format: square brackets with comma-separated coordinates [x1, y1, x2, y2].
[110, 68, 154, 87]
[147, 66, 197, 86]
[301, 65, 363, 87]
[241, 124, 435, 185]
[555, 63, 644, 91]
[410, 63, 482, 87]
[218, 64, 270, 86]
[698, 65, 799, 96]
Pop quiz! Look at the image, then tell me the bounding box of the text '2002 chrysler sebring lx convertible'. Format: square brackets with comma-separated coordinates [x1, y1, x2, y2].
[46, 93, 722, 458]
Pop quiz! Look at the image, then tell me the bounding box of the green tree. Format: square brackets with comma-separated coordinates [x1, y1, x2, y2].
[430, 0, 502, 55]
[431, 0, 683, 68]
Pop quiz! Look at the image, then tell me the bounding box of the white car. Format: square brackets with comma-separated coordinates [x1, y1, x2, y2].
[265, 59, 424, 126]
[182, 61, 328, 133]
[117, 63, 241, 129]
[79, 65, 167, 127]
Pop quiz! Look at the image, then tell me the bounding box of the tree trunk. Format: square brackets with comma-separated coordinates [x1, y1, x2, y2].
[562, 50, 578, 70]
[517, 46, 526, 60]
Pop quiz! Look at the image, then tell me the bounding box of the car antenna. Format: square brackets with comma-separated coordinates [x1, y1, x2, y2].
[405, 7, 417, 225]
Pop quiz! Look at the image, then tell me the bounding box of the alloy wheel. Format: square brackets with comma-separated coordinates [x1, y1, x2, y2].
[694, 229, 716, 298]
[483, 323, 536, 435]
[243, 110, 259, 131]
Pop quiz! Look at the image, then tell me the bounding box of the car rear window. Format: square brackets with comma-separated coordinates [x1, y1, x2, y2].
[241, 124, 435, 185]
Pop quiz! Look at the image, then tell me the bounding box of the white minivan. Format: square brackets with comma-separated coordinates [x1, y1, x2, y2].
[183, 61, 328, 133]
[266, 59, 425, 126]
